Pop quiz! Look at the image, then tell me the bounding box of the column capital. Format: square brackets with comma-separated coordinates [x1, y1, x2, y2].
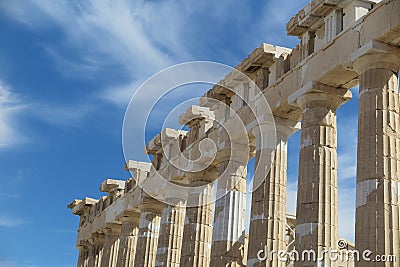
[251, 117, 299, 151]
[289, 81, 352, 110]
[351, 40, 400, 74]
[138, 197, 163, 214]
[159, 183, 188, 206]
[186, 167, 218, 184]
[91, 232, 105, 245]
[119, 212, 140, 225]
[250, 119, 274, 136]
[103, 225, 121, 237]
[76, 244, 86, 252]
[251, 122, 276, 152]
[274, 117, 301, 138]
[215, 142, 250, 164]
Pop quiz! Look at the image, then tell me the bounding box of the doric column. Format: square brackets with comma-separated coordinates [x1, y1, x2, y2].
[134, 199, 163, 267]
[100, 226, 121, 267]
[247, 119, 300, 267]
[68, 198, 98, 267]
[293, 83, 351, 267]
[156, 187, 187, 267]
[210, 150, 248, 267]
[77, 244, 89, 267]
[180, 170, 216, 267]
[88, 235, 105, 267]
[352, 41, 400, 267]
[87, 240, 97, 267]
[178, 105, 216, 267]
[92, 233, 105, 267]
[116, 214, 140, 267]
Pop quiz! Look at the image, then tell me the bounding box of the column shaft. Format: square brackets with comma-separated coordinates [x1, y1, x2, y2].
[247, 121, 298, 267]
[210, 161, 247, 267]
[180, 182, 214, 267]
[101, 228, 121, 267]
[77, 245, 88, 267]
[87, 240, 97, 267]
[354, 53, 400, 267]
[134, 205, 162, 267]
[156, 202, 186, 267]
[117, 216, 140, 267]
[294, 92, 348, 267]
[94, 244, 103, 267]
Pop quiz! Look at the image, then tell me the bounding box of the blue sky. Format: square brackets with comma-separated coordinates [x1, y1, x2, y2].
[0, 1, 359, 266]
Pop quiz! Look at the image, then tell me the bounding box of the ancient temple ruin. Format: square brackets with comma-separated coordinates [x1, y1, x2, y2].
[69, 0, 400, 266]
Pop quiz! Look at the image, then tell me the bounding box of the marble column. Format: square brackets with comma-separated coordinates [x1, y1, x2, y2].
[101, 226, 121, 267]
[352, 43, 400, 267]
[116, 214, 140, 267]
[294, 86, 351, 267]
[87, 240, 96, 267]
[77, 244, 89, 267]
[247, 119, 300, 267]
[134, 200, 162, 267]
[180, 170, 216, 267]
[88, 236, 105, 267]
[156, 186, 186, 267]
[210, 156, 247, 267]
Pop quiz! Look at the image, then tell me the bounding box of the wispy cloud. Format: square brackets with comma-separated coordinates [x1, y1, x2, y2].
[98, 80, 143, 108]
[0, 169, 26, 211]
[0, 215, 27, 228]
[1, 0, 307, 109]
[29, 101, 95, 128]
[0, 82, 27, 148]
[0, 80, 97, 142]
[1, 0, 179, 76]
[0, 170, 28, 225]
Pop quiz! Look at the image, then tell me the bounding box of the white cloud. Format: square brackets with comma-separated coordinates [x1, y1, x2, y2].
[0, 81, 93, 149]
[1, 0, 310, 108]
[2, 0, 186, 108]
[2, 0, 180, 74]
[0, 82, 26, 148]
[99, 80, 143, 107]
[29, 102, 95, 128]
[256, 0, 307, 46]
[0, 214, 27, 228]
